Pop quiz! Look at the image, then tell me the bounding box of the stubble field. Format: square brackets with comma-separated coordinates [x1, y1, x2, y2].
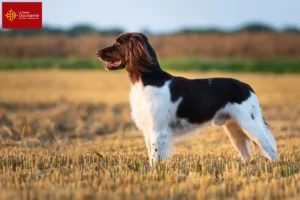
[0, 70, 299, 199]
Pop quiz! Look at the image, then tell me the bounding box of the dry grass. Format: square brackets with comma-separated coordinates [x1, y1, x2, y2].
[0, 70, 300, 199]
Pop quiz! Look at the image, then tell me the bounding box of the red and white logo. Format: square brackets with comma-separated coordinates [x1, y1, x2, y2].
[2, 2, 42, 29]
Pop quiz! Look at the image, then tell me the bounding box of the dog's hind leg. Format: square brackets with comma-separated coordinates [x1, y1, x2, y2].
[253, 120, 277, 159]
[228, 92, 278, 160]
[240, 123, 277, 160]
[223, 120, 252, 160]
[263, 119, 277, 153]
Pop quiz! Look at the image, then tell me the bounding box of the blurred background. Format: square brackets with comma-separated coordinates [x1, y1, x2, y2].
[0, 0, 300, 72]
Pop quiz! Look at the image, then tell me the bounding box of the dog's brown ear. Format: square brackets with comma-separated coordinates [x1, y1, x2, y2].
[126, 34, 153, 72]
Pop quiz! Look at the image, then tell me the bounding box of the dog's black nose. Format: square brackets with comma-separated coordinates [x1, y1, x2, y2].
[97, 50, 102, 57]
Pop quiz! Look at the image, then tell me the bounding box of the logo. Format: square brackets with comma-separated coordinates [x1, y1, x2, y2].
[2, 2, 42, 29]
[5, 9, 17, 22]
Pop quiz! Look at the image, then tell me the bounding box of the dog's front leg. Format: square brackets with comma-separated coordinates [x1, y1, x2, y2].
[143, 132, 151, 159]
[148, 128, 173, 166]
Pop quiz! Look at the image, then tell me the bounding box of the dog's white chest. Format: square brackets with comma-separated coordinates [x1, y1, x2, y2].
[129, 80, 201, 138]
[129, 82, 151, 131]
[129, 81, 178, 132]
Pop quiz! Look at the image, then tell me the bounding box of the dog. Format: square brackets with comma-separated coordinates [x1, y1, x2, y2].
[97, 32, 278, 166]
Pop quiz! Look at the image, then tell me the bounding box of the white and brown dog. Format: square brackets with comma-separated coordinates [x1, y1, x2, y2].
[97, 32, 278, 165]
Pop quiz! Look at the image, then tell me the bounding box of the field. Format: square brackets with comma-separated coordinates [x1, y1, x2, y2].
[1, 33, 300, 59]
[0, 70, 300, 199]
[1, 32, 300, 73]
[1, 57, 300, 73]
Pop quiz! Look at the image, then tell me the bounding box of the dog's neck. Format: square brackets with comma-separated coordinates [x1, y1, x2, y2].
[127, 62, 172, 87]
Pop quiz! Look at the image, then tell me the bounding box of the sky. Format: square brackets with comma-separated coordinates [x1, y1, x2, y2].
[1, 0, 300, 32]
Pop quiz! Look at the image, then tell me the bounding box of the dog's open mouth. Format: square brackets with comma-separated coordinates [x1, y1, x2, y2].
[104, 60, 121, 68]
[100, 59, 122, 70]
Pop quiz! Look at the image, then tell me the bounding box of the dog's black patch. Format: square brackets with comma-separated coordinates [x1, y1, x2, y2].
[169, 77, 254, 124]
[251, 113, 255, 120]
[138, 67, 254, 124]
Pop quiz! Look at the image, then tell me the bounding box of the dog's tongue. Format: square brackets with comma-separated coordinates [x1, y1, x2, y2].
[104, 60, 121, 68]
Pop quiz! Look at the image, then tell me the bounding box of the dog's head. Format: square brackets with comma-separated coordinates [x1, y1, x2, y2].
[97, 33, 156, 72]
